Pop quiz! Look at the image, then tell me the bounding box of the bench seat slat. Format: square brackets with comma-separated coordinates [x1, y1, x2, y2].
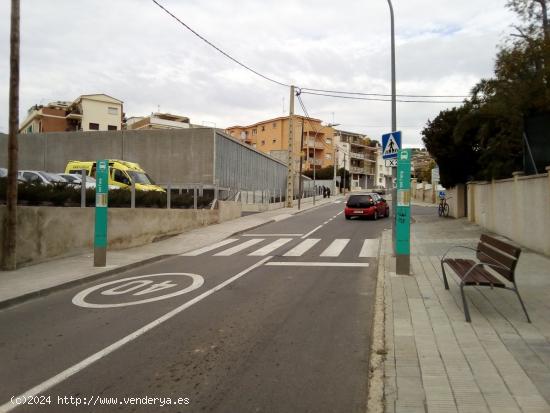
[442, 258, 506, 287]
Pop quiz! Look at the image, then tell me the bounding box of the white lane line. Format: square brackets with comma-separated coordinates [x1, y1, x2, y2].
[248, 238, 293, 256]
[214, 238, 264, 256]
[181, 238, 238, 256]
[266, 262, 369, 267]
[359, 239, 379, 258]
[320, 239, 350, 257]
[301, 225, 323, 239]
[283, 238, 321, 257]
[0, 257, 273, 413]
[242, 234, 302, 237]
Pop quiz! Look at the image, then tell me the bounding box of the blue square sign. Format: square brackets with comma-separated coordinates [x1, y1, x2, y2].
[382, 131, 401, 159]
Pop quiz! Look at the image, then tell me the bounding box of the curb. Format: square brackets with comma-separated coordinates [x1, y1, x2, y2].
[0, 198, 341, 309]
[366, 231, 386, 413]
[0, 254, 174, 310]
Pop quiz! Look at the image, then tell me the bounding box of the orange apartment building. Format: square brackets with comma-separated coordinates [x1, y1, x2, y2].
[226, 115, 335, 171]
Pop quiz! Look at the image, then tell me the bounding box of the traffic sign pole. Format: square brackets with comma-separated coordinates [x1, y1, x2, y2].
[396, 149, 411, 275]
[94, 160, 109, 267]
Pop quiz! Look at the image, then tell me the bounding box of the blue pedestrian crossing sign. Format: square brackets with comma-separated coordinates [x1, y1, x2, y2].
[382, 131, 402, 159]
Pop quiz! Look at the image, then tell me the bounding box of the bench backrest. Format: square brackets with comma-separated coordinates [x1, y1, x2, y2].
[476, 234, 521, 282]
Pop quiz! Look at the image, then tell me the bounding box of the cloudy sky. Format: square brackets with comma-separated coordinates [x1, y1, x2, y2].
[0, 0, 518, 147]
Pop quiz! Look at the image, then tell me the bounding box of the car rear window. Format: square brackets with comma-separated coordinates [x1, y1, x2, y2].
[347, 195, 373, 208]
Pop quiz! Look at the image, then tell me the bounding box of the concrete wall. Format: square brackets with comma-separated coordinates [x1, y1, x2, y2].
[0, 202, 242, 268]
[447, 184, 466, 218]
[467, 169, 550, 255]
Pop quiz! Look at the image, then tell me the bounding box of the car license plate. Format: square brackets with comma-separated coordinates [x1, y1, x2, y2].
[354, 210, 363, 214]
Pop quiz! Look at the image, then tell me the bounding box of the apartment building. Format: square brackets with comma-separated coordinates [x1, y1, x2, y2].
[333, 130, 378, 190]
[126, 113, 191, 130]
[375, 142, 394, 189]
[226, 116, 335, 171]
[20, 94, 123, 133]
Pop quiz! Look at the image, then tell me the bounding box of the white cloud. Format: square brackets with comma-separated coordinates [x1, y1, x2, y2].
[0, 0, 518, 146]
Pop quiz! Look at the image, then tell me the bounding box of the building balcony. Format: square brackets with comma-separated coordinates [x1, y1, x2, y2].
[303, 140, 324, 149]
[350, 152, 365, 160]
[350, 166, 365, 174]
[66, 112, 83, 120]
[308, 158, 323, 166]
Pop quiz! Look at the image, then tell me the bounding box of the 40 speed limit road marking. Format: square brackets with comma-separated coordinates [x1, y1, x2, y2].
[72, 273, 204, 308]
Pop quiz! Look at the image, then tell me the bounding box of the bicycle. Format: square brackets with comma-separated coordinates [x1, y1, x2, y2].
[438, 196, 451, 217]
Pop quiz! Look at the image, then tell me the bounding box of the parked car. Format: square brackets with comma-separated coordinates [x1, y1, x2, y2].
[57, 173, 118, 190]
[18, 170, 68, 186]
[58, 173, 97, 189]
[344, 192, 389, 220]
[373, 187, 386, 195]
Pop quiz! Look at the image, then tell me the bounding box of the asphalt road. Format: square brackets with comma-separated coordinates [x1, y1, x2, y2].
[0, 199, 405, 413]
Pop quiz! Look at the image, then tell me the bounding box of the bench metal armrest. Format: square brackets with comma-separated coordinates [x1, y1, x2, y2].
[441, 245, 479, 262]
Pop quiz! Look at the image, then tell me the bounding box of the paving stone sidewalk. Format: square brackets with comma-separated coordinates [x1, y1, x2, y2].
[382, 214, 550, 413]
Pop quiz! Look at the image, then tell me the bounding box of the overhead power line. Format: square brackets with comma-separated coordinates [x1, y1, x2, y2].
[300, 91, 464, 104]
[151, 0, 291, 88]
[300, 87, 469, 99]
[152, 0, 468, 104]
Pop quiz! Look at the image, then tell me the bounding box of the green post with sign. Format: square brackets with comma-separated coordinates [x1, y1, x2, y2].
[396, 149, 411, 275]
[94, 160, 109, 267]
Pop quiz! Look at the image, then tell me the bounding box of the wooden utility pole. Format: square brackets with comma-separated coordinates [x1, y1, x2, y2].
[286, 85, 295, 208]
[4, 0, 20, 270]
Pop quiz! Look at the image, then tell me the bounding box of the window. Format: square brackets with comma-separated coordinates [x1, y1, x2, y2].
[326, 138, 332, 144]
[325, 154, 332, 160]
[261, 126, 265, 131]
[272, 139, 276, 144]
[252, 128, 257, 135]
[108, 125, 117, 131]
[89, 123, 99, 130]
[272, 122, 277, 128]
[113, 169, 131, 185]
[108, 107, 118, 115]
[261, 140, 266, 145]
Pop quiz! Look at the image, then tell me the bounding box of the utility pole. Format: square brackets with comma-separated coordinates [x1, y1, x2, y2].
[286, 85, 295, 208]
[4, 0, 20, 270]
[298, 118, 304, 210]
[343, 153, 347, 195]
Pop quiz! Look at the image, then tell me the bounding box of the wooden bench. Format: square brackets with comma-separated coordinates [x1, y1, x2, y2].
[441, 234, 531, 323]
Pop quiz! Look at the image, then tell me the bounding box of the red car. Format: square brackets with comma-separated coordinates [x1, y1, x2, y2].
[344, 193, 390, 220]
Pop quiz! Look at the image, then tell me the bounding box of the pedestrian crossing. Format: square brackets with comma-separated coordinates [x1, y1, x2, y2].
[182, 237, 380, 259]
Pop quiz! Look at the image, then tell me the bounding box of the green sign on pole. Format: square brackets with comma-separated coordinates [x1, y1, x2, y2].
[396, 149, 411, 274]
[94, 160, 109, 267]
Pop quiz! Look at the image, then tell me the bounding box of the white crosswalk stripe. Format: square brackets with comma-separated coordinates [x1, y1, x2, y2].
[320, 239, 350, 257]
[359, 239, 379, 258]
[248, 238, 293, 256]
[183, 237, 380, 258]
[283, 239, 321, 257]
[214, 238, 264, 256]
[182, 238, 239, 256]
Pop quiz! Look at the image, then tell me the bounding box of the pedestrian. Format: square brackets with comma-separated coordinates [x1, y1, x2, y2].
[327, 187, 331, 198]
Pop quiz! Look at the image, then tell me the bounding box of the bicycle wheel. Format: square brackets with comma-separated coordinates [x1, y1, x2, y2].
[438, 204, 444, 216]
[443, 203, 449, 217]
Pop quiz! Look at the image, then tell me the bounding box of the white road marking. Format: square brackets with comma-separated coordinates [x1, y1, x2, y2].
[248, 238, 292, 256]
[242, 233, 303, 237]
[320, 239, 350, 257]
[72, 273, 204, 308]
[359, 239, 379, 258]
[214, 238, 264, 256]
[182, 238, 238, 256]
[301, 225, 323, 239]
[266, 262, 369, 267]
[283, 238, 321, 256]
[0, 257, 273, 413]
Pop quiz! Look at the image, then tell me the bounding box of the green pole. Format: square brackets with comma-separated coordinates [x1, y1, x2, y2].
[396, 149, 411, 274]
[94, 160, 109, 267]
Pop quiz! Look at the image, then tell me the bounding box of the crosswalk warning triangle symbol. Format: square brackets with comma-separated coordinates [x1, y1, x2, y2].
[383, 134, 399, 156]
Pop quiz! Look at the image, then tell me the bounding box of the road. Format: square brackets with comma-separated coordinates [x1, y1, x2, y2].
[0, 199, 412, 413]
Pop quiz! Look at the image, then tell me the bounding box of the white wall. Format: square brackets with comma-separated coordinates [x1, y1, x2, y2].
[81, 97, 122, 131]
[468, 169, 550, 255]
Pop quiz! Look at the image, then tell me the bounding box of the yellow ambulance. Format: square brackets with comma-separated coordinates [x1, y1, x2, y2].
[65, 159, 165, 192]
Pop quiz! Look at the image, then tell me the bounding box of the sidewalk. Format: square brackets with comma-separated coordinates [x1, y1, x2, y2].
[382, 214, 550, 413]
[0, 195, 339, 308]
